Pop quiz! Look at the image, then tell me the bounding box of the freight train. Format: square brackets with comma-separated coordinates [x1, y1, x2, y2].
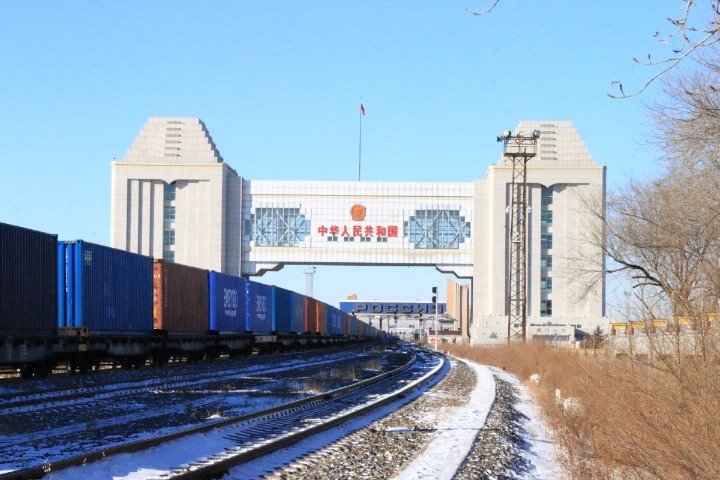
[0, 223, 380, 378]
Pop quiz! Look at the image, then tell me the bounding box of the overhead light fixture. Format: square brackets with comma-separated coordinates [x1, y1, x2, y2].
[496, 130, 512, 142]
[532, 130, 541, 138]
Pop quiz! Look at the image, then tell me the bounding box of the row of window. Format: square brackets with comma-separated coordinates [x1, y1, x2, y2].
[540, 186, 553, 316]
[540, 300, 552, 316]
[541, 233, 553, 250]
[541, 186, 553, 205]
[165, 183, 176, 201]
[541, 254, 552, 268]
[541, 210, 553, 225]
[164, 183, 176, 260]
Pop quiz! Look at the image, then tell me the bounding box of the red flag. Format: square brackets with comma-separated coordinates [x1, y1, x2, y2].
[360, 103, 366, 115]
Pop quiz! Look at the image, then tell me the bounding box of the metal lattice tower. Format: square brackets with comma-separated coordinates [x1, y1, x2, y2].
[305, 267, 316, 298]
[498, 129, 540, 343]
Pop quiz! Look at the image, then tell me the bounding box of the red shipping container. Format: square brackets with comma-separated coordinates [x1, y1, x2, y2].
[305, 297, 319, 333]
[316, 302, 326, 334]
[153, 260, 209, 333]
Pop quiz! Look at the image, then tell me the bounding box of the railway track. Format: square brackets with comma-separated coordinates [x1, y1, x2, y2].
[0, 347, 373, 411]
[0, 343, 367, 396]
[1, 346, 444, 480]
[0, 346, 390, 473]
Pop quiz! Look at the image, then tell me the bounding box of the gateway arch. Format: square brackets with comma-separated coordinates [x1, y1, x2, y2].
[111, 118, 606, 344]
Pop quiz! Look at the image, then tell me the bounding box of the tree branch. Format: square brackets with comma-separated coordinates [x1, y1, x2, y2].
[466, 0, 501, 16]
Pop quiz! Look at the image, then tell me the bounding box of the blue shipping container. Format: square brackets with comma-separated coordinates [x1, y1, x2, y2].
[326, 305, 344, 335]
[271, 286, 293, 333]
[347, 315, 357, 336]
[58, 241, 153, 333]
[0, 223, 58, 333]
[290, 291, 306, 333]
[246, 280, 273, 333]
[209, 271, 247, 332]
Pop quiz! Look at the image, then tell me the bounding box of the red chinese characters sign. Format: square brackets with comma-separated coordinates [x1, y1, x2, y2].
[317, 224, 398, 238]
[316, 204, 398, 240]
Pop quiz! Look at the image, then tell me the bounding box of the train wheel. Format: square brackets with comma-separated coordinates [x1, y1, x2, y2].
[20, 364, 33, 379]
[34, 361, 50, 378]
[78, 359, 89, 374]
[153, 353, 167, 367]
[120, 357, 132, 370]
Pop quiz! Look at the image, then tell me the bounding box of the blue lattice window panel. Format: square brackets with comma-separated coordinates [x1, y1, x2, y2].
[404, 209, 470, 249]
[246, 207, 310, 247]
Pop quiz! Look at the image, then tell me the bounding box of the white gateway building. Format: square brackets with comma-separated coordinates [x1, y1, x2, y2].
[111, 117, 607, 345]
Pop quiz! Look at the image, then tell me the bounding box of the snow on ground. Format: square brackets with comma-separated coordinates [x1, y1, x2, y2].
[393, 360, 565, 480]
[393, 361, 495, 480]
[490, 366, 567, 479]
[15, 357, 565, 479]
[483, 363, 566, 479]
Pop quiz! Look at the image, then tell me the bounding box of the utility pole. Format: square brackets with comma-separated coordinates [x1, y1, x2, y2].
[497, 129, 540, 343]
[304, 267, 316, 298]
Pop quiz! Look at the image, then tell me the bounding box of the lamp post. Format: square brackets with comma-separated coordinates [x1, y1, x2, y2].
[498, 129, 540, 344]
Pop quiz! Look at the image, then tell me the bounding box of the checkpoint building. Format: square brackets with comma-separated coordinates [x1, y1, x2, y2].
[111, 117, 607, 345]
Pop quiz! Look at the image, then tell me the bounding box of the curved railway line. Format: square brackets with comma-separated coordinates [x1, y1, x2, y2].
[0, 344, 444, 479]
[0, 346, 445, 480]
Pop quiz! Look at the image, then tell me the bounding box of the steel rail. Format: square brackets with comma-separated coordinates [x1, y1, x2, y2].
[161, 349, 445, 479]
[1, 348, 425, 480]
[0, 345, 367, 410]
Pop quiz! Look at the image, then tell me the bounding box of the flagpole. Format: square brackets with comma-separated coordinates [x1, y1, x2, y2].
[358, 97, 362, 181]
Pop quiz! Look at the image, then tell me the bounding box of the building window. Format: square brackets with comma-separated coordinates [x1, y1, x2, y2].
[163, 230, 175, 246]
[404, 209, 471, 249]
[245, 207, 310, 247]
[541, 277, 552, 294]
[541, 186, 553, 206]
[541, 254, 552, 268]
[541, 210, 553, 226]
[540, 300, 552, 317]
[163, 250, 175, 262]
[541, 233, 553, 250]
[164, 183, 176, 201]
[164, 206, 176, 222]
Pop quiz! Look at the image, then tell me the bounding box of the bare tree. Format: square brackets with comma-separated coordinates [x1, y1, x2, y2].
[467, 0, 720, 98]
[647, 57, 720, 170]
[605, 169, 720, 317]
[610, 0, 720, 98]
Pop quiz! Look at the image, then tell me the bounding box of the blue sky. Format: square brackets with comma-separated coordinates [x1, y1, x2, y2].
[0, 1, 683, 311]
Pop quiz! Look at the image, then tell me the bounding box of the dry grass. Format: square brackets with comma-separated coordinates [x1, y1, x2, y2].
[447, 340, 720, 480]
[289, 364, 361, 394]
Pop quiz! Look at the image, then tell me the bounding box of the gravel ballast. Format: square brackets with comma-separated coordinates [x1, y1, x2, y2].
[256, 357, 537, 480]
